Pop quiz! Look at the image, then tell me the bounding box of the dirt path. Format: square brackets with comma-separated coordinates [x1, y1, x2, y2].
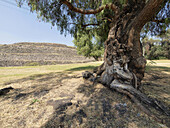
[0, 66, 170, 128]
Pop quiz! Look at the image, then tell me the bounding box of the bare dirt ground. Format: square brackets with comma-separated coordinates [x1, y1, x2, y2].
[0, 61, 169, 128]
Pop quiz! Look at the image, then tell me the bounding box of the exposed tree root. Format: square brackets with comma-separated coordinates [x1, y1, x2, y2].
[110, 79, 170, 116]
[82, 70, 170, 124]
[110, 80, 169, 124]
[0, 86, 14, 96]
[113, 87, 162, 123]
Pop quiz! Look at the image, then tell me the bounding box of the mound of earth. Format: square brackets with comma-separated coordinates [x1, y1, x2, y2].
[0, 42, 94, 66]
[0, 66, 169, 128]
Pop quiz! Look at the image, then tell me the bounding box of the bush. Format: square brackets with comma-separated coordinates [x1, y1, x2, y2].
[146, 42, 169, 60]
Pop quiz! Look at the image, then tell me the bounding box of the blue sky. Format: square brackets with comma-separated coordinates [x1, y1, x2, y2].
[0, 0, 74, 46]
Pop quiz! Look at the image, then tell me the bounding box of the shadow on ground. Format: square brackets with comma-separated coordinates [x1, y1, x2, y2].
[0, 65, 170, 128]
[41, 67, 170, 128]
[146, 66, 170, 72]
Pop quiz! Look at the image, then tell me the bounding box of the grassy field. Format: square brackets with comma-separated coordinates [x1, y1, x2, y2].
[0, 61, 102, 87]
[147, 60, 170, 67]
[0, 60, 169, 87]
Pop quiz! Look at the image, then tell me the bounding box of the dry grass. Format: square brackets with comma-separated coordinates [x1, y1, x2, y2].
[0, 60, 169, 128]
[147, 59, 170, 67]
[0, 61, 102, 88]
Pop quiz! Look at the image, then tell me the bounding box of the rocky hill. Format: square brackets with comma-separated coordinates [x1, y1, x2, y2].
[0, 42, 94, 66]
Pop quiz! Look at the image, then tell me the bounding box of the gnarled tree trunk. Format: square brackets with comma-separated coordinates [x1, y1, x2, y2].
[91, 0, 170, 122]
[95, 0, 165, 88]
[96, 2, 146, 89]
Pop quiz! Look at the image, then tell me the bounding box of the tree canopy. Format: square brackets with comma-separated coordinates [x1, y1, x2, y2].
[18, 0, 169, 41]
[17, 0, 169, 59]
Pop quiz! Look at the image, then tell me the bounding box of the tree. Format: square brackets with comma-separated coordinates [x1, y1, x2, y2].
[158, 28, 170, 59]
[73, 31, 104, 60]
[18, 0, 170, 121]
[142, 37, 160, 59]
[142, 29, 170, 59]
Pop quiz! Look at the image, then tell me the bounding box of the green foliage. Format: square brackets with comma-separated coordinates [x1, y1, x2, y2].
[90, 44, 104, 61]
[147, 45, 164, 60]
[30, 98, 39, 105]
[143, 28, 170, 60]
[17, 0, 169, 37]
[73, 31, 104, 60]
[158, 28, 170, 40]
[141, 1, 170, 38]
[17, 0, 127, 39]
[145, 43, 170, 60]
[17, 0, 169, 59]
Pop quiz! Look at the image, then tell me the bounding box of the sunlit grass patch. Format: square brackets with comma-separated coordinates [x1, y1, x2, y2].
[146, 60, 170, 73]
[67, 66, 97, 71]
[0, 62, 102, 87]
[1, 60, 169, 87]
[147, 60, 170, 67]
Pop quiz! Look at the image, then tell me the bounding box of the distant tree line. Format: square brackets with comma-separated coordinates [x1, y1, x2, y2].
[142, 29, 170, 60]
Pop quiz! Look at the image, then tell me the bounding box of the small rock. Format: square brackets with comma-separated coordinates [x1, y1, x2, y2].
[115, 103, 127, 116]
[82, 71, 93, 79]
[0, 86, 14, 96]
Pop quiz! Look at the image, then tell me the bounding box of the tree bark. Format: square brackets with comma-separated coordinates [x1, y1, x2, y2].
[98, 5, 146, 89]
[91, 0, 170, 120]
[96, 0, 165, 89]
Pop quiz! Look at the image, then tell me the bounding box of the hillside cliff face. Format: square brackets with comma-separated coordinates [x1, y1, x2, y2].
[0, 42, 94, 66]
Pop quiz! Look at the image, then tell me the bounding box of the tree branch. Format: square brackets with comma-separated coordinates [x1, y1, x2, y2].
[102, 17, 112, 22]
[61, 22, 100, 27]
[60, 0, 119, 15]
[133, 0, 165, 31]
[81, 23, 100, 27]
[151, 18, 167, 23]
